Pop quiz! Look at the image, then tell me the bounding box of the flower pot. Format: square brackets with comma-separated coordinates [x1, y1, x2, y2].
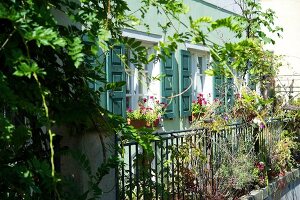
[127, 119, 147, 128]
[189, 113, 203, 122]
[192, 113, 200, 121]
[146, 118, 160, 128]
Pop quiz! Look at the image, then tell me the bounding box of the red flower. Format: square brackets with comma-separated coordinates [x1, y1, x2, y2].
[143, 98, 147, 103]
[256, 162, 265, 171]
[198, 99, 202, 105]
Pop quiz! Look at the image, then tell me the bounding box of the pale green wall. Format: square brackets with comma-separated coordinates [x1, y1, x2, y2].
[126, 0, 239, 131]
[127, 0, 238, 45]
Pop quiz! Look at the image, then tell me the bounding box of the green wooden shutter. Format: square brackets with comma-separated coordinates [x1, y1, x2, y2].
[214, 75, 225, 113]
[214, 75, 223, 99]
[106, 45, 126, 117]
[226, 77, 234, 110]
[180, 50, 192, 117]
[161, 52, 178, 119]
[83, 35, 106, 108]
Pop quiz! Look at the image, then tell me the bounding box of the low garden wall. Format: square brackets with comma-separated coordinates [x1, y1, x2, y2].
[241, 168, 300, 200]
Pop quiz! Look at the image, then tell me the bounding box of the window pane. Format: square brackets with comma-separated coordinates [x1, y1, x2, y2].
[126, 72, 132, 94]
[126, 96, 131, 110]
[138, 71, 143, 94]
[197, 57, 203, 74]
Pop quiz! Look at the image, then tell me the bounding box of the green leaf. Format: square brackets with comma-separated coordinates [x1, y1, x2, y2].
[131, 40, 142, 49]
[25, 26, 66, 48]
[68, 37, 84, 68]
[204, 69, 215, 76]
[210, 17, 239, 32]
[106, 81, 126, 90]
[13, 62, 45, 78]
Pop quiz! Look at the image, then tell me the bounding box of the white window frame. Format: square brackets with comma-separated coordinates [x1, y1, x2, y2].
[186, 43, 210, 96]
[123, 30, 162, 110]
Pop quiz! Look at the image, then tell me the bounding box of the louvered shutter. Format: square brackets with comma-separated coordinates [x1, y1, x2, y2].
[180, 50, 192, 117]
[106, 45, 126, 117]
[161, 52, 178, 119]
[83, 35, 106, 108]
[214, 75, 225, 113]
[226, 77, 234, 110]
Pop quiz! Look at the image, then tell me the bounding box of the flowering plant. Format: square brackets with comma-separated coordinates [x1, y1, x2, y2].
[127, 96, 167, 126]
[192, 93, 207, 115]
[232, 89, 273, 122]
[253, 161, 267, 187]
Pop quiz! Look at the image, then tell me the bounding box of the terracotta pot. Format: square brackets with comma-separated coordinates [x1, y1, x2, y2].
[127, 119, 147, 128]
[146, 118, 160, 128]
[192, 113, 200, 121]
[190, 113, 203, 122]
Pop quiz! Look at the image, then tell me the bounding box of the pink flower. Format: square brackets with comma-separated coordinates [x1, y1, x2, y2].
[143, 98, 147, 103]
[127, 108, 133, 112]
[256, 162, 265, 171]
[259, 122, 265, 129]
[150, 96, 154, 99]
[198, 99, 202, 105]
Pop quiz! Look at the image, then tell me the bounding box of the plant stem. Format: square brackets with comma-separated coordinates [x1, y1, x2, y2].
[33, 73, 55, 177]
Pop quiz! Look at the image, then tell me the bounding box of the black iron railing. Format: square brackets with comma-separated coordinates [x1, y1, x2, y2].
[116, 119, 286, 200]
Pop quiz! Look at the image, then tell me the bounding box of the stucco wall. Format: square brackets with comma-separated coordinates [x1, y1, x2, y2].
[58, 129, 116, 200]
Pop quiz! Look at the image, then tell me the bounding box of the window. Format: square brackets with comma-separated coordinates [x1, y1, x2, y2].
[197, 56, 205, 92]
[190, 51, 208, 96]
[125, 44, 156, 110]
[125, 48, 134, 110]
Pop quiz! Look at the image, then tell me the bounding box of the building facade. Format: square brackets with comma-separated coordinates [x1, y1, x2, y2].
[104, 0, 241, 131]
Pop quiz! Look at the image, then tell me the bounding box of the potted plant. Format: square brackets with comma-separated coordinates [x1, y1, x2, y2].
[126, 108, 147, 128]
[191, 93, 207, 121]
[127, 96, 167, 128]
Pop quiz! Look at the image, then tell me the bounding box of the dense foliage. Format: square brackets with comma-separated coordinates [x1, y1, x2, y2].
[0, 0, 196, 199]
[0, 0, 294, 199]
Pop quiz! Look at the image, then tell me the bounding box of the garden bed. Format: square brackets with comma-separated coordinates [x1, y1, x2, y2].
[241, 168, 300, 200]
